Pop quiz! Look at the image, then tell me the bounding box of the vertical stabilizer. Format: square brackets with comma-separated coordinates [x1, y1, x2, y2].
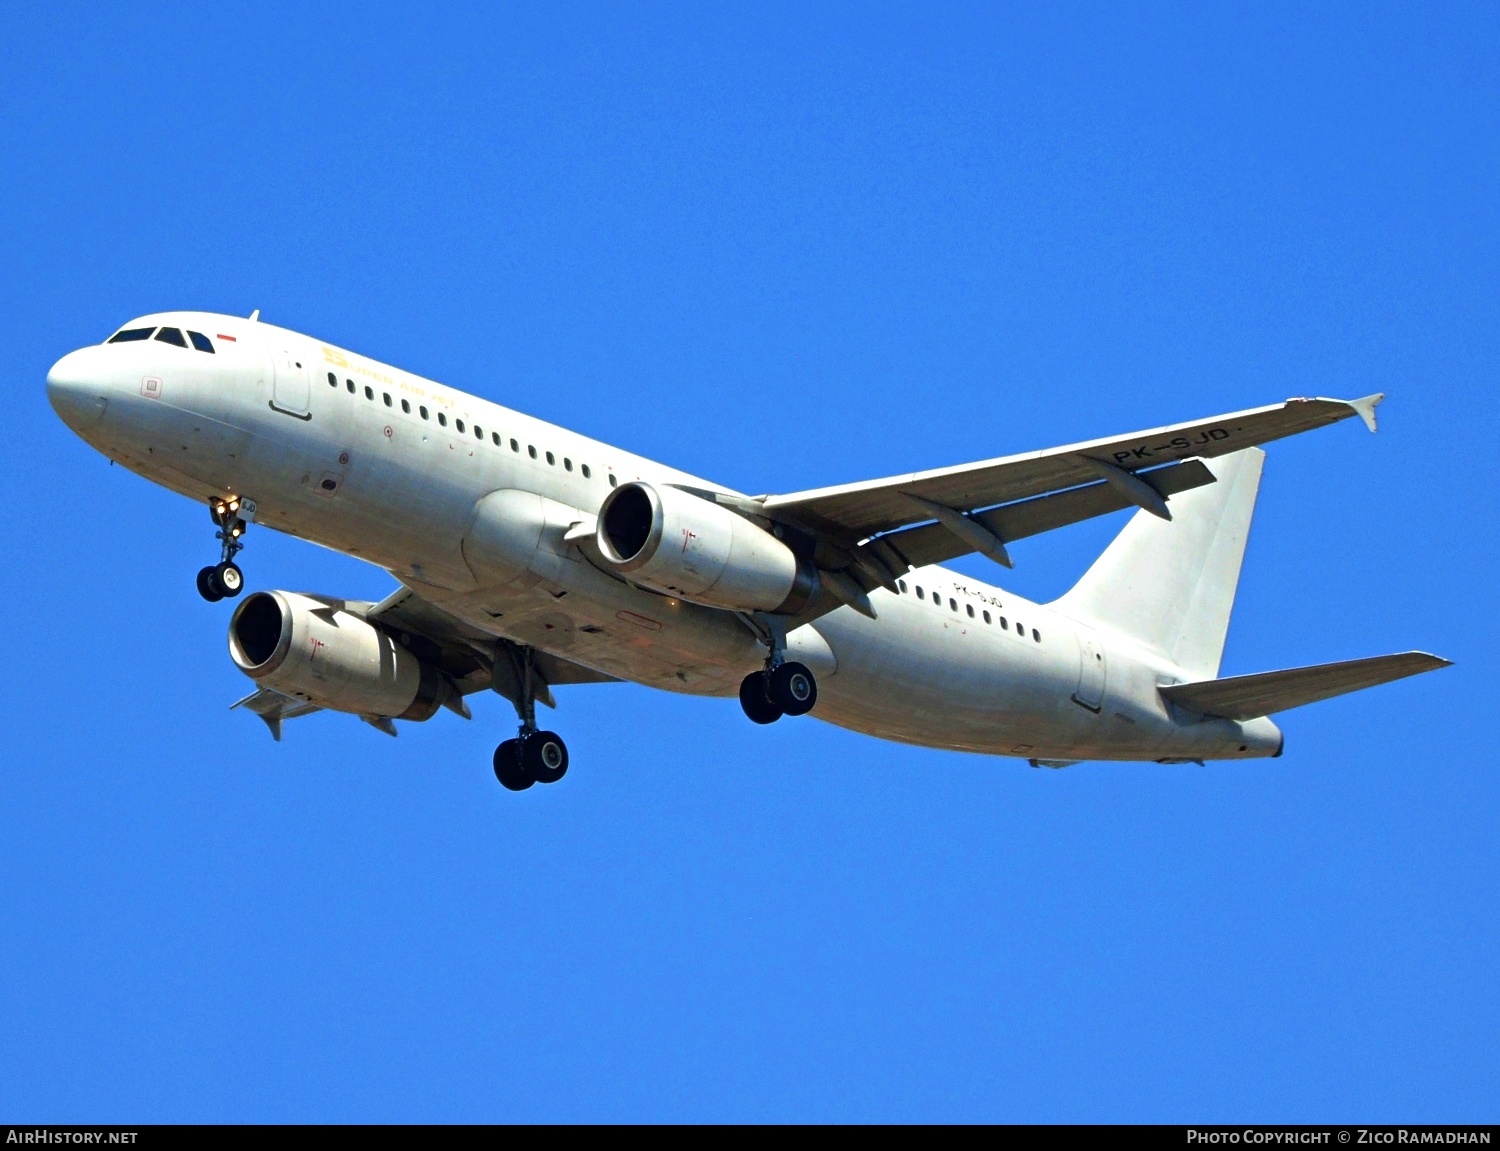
[1053, 447, 1264, 679]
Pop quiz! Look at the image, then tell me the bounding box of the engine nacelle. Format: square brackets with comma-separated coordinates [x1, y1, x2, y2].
[229, 591, 454, 721]
[595, 482, 817, 613]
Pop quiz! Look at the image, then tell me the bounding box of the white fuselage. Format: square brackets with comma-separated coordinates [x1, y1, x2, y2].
[46, 311, 1281, 763]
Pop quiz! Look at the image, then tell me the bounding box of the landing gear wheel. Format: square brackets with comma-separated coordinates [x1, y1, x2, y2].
[768, 661, 817, 716]
[196, 566, 224, 602]
[523, 731, 569, 784]
[739, 672, 783, 725]
[214, 562, 244, 597]
[493, 739, 533, 791]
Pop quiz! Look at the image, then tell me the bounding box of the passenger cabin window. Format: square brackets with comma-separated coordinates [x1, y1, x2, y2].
[455, 419, 465, 433]
[188, 332, 215, 353]
[364, 386, 374, 400]
[1033, 629, 1041, 642]
[328, 372, 338, 386]
[108, 327, 155, 343]
[154, 327, 187, 347]
[966, 604, 975, 618]
[983, 610, 991, 624]
[898, 580, 908, 593]
[608, 474, 617, 487]
[1000, 617, 1008, 630]
[346, 380, 355, 393]
[528, 446, 537, 459]
[401, 399, 411, 414]
[564, 458, 573, 472]
[438, 413, 447, 427]
[950, 598, 958, 611]
[916, 587, 925, 599]
[491, 432, 500, 445]
[420, 406, 429, 419]
[546, 451, 555, 465]
[510, 439, 519, 451]
[581, 464, 591, 478]
[383, 393, 392, 407]
[474, 426, 483, 440]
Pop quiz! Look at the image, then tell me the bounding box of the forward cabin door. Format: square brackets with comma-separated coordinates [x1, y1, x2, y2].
[1072, 625, 1107, 711]
[271, 346, 311, 417]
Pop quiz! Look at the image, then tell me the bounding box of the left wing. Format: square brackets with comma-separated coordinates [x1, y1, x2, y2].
[741, 394, 1383, 620]
[761, 394, 1382, 542]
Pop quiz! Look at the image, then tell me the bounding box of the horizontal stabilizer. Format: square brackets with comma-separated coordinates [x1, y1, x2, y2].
[1160, 651, 1451, 720]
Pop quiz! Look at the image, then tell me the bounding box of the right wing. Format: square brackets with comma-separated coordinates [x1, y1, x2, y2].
[1159, 652, 1451, 721]
[233, 584, 620, 740]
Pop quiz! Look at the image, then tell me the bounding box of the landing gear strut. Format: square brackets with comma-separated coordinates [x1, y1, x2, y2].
[738, 614, 817, 725]
[197, 496, 249, 602]
[491, 643, 569, 791]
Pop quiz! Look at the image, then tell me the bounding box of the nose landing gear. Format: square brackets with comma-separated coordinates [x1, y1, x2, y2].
[738, 615, 818, 725]
[197, 497, 250, 602]
[490, 642, 570, 791]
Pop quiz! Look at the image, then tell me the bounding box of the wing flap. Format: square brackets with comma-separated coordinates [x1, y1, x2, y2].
[1159, 651, 1450, 721]
[763, 395, 1381, 542]
[879, 458, 1217, 570]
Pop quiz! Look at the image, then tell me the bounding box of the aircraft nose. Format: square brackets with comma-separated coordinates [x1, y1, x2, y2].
[47, 347, 111, 432]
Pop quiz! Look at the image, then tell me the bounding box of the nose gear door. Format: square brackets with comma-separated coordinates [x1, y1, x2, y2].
[271, 347, 310, 417]
[1072, 625, 1107, 711]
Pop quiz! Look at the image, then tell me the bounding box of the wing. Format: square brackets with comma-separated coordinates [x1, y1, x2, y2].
[763, 394, 1382, 541]
[746, 394, 1382, 618]
[365, 585, 621, 701]
[233, 584, 619, 740]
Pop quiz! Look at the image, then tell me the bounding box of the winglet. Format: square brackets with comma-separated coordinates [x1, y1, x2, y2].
[1347, 392, 1384, 432]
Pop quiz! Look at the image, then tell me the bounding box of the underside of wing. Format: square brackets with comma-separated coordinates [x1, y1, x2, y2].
[761, 395, 1382, 545]
[366, 585, 621, 695]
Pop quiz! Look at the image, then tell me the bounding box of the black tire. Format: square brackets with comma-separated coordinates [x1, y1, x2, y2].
[523, 731, 569, 784]
[493, 739, 533, 791]
[739, 672, 783, 725]
[769, 661, 817, 716]
[215, 562, 244, 597]
[196, 566, 224, 602]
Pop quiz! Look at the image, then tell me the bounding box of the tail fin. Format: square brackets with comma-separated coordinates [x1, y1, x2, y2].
[1053, 447, 1264, 679]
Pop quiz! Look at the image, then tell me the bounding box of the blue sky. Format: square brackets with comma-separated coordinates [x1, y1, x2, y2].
[1, 2, 1495, 1122]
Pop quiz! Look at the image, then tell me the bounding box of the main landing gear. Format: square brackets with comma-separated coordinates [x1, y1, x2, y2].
[197, 496, 248, 602]
[491, 643, 569, 791]
[738, 616, 817, 725]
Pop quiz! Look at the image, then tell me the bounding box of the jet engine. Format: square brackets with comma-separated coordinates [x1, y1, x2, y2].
[228, 590, 457, 721]
[595, 482, 817, 613]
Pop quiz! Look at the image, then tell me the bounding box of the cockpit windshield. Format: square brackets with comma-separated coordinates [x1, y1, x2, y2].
[106, 325, 216, 353]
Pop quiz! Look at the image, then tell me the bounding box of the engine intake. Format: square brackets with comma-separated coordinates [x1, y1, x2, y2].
[229, 590, 454, 721]
[596, 481, 817, 613]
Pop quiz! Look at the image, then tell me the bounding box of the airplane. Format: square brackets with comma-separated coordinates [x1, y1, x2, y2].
[45, 310, 1450, 790]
